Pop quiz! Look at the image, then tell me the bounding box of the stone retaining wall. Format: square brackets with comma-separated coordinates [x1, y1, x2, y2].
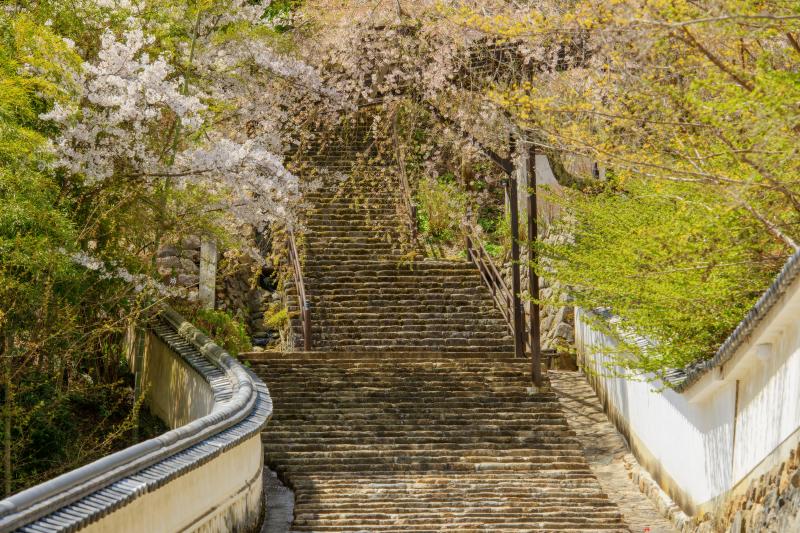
[692, 442, 800, 532]
[157, 231, 279, 345]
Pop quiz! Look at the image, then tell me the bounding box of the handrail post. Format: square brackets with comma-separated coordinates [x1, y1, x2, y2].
[463, 221, 521, 349]
[392, 108, 419, 243]
[287, 228, 312, 351]
[507, 136, 525, 359]
[527, 147, 543, 387]
[302, 302, 311, 351]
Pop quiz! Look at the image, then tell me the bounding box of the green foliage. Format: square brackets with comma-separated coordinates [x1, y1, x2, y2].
[482, 241, 503, 259]
[451, 0, 800, 378]
[0, 6, 253, 495]
[544, 177, 782, 375]
[191, 308, 252, 356]
[416, 174, 467, 255]
[0, 352, 168, 489]
[477, 205, 502, 235]
[264, 0, 303, 32]
[264, 302, 288, 330]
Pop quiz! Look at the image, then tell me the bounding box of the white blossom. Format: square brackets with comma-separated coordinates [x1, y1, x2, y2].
[69, 250, 189, 298]
[41, 25, 207, 182]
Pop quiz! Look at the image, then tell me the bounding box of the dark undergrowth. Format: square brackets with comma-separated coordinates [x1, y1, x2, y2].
[3, 364, 168, 495]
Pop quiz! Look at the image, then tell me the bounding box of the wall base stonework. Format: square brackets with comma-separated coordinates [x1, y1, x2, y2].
[691, 443, 800, 533]
[620, 454, 692, 530]
[583, 365, 800, 533]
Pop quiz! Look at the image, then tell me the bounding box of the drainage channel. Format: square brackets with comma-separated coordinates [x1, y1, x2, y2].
[261, 468, 295, 533]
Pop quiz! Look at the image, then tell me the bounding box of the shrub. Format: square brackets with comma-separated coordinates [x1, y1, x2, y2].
[191, 308, 251, 356]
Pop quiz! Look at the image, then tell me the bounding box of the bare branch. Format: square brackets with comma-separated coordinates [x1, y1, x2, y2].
[635, 14, 800, 28]
[787, 32, 800, 55]
[680, 28, 754, 92]
[737, 198, 799, 250]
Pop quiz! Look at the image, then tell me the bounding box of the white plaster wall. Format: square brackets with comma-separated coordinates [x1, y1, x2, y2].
[108, 330, 265, 532]
[577, 282, 800, 514]
[733, 320, 800, 482]
[83, 435, 263, 533]
[141, 332, 215, 429]
[576, 311, 734, 512]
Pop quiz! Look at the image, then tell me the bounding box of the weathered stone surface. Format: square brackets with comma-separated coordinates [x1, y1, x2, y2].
[181, 234, 201, 250]
[284, 175, 514, 352]
[692, 440, 800, 532]
[158, 245, 179, 258]
[550, 371, 677, 533]
[177, 273, 199, 287]
[157, 255, 181, 269]
[251, 352, 629, 532]
[180, 249, 200, 262]
[258, 170, 633, 530]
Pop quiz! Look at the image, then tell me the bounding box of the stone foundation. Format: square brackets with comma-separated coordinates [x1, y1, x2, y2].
[156, 230, 280, 346]
[690, 443, 800, 533]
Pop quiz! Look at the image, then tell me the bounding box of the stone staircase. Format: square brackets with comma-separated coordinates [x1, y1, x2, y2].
[249, 352, 628, 531]
[249, 169, 629, 530]
[286, 175, 514, 352]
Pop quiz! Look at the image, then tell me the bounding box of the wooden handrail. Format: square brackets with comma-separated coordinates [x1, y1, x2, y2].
[464, 223, 531, 354]
[464, 224, 512, 325]
[286, 227, 312, 350]
[391, 110, 419, 243]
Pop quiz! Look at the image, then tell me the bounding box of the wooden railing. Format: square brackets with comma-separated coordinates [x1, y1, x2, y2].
[287, 227, 312, 350]
[392, 111, 419, 241]
[464, 222, 559, 361]
[464, 224, 515, 330]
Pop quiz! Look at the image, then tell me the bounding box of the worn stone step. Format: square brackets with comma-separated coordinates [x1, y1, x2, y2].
[298, 328, 511, 339]
[289, 319, 508, 331]
[263, 441, 582, 453]
[304, 338, 513, 347]
[264, 168, 626, 530]
[242, 350, 518, 361]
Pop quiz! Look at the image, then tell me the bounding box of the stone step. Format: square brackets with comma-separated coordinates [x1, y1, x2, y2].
[294, 325, 510, 337]
[307, 209, 400, 218]
[266, 440, 579, 451]
[261, 436, 580, 449]
[290, 524, 626, 532]
[302, 267, 480, 275]
[300, 272, 484, 284]
[305, 242, 404, 251]
[288, 471, 601, 484]
[297, 303, 501, 312]
[263, 394, 558, 404]
[288, 318, 508, 329]
[304, 262, 475, 269]
[291, 479, 610, 492]
[285, 308, 510, 320]
[300, 278, 483, 288]
[304, 229, 403, 237]
[296, 342, 514, 351]
[307, 207, 401, 216]
[266, 370, 536, 378]
[263, 169, 626, 530]
[293, 501, 620, 512]
[289, 519, 626, 530]
[299, 336, 513, 344]
[292, 510, 625, 520]
[303, 285, 489, 295]
[303, 219, 405, 229]
[284, 341, 514, 352]
[241, 350, 518, 361]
